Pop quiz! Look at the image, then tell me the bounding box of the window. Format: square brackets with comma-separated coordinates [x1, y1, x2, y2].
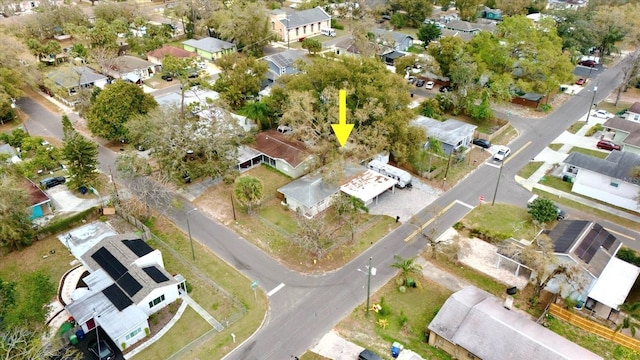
[303, 25, 307, 34]
[296, 28, 299, 36]
[148, 294, 166, 308]
[311, 24, 314, 32]
[271, 21, 275, 30]
[125, 327, 142, 341]
[610, 182, 619, 188]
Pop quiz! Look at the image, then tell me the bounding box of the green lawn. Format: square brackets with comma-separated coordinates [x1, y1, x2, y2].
[567, 122, 585, 134]
[461, 203, 538, 241]
[336, 275, 452, 360]
[146, 217, 267, 358]
[548, 143, 563, 151]
[134, 307, 212, 360]
[539, 175, 573, 193]
[569, 146, 608, 159]
[545, 316, 638, 359]
[517, 161, 544, 179]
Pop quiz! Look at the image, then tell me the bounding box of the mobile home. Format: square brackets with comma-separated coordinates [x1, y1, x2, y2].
[367, 160, 412, 188]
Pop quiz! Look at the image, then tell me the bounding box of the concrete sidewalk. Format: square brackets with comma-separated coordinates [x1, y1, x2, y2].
[518, 113, 640, 224]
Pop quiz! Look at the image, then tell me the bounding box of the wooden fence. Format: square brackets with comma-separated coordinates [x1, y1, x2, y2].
[549, 303, 640, 351]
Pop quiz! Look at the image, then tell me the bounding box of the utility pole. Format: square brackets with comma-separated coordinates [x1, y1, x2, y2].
[491, 160, 504, 205]
[108, 166, 119, 204]
[186, 208, 198, 261]
[585, 82, 598, 125]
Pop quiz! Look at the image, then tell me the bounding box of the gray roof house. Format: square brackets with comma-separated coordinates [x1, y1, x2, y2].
[624, 101, 640, 122]
[262, 49, 306, 81]
[182, 37, 237, 61]
[371, 28, 414, 52]
[428, 286, 603, 360]
[603, 116, 640, 154]
[47, 66, 108, 96]
[563, 151, 640, 211]
[545, 220, 639, 321]
[278, 163, 364, 218]
[411, 116, 477, 154]
[106, 55, 155, 82]
[271, 7, 331, 44]
[65, 235, 185, 351]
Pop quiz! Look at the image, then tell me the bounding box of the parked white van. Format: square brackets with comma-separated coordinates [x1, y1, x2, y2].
[321, 28, 336, 37]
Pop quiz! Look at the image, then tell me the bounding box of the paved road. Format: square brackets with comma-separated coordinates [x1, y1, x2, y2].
[17, 53, 640, 359]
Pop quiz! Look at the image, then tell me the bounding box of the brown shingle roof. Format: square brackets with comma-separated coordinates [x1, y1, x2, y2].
[251, 130, 309, 168]
[629, 101, 640, 114]
[147, 46, 196, 60]
[24, 179, 49, 206]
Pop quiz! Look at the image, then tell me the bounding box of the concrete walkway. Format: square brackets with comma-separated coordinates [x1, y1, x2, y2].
[517, 112, 640, 224]
[182, 294, 225, 331]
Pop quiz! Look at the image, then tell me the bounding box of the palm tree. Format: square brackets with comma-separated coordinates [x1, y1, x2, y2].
[616, 302, 640, 337]
[390, 255, 422, 286]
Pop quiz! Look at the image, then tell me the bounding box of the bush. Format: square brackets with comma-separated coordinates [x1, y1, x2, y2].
[585, 123, 603, 137]
[398, 285, 406, 293]
[398, 310, 408, 327]
[378, 296, 392, 316]
[331, 19, 344, 30]
[395, 277, 404, 286]
[36, 207, 98, 238]
[453, 222, 464, 231]
[539, 104, 552, 112]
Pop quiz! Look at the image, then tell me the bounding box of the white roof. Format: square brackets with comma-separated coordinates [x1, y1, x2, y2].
[588, 257, 640, 309]
[340, 169, 397, 204]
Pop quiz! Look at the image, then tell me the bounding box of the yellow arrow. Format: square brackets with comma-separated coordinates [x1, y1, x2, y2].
[331, 89, 354, 147]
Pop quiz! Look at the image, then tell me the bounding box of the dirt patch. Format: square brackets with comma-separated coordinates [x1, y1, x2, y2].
[604, 87, 640, 106]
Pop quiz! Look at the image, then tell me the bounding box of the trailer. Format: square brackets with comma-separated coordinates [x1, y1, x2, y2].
[367, 160, 412, 188]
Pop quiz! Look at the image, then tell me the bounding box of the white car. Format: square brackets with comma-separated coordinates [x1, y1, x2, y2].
[425, 81, 434, 89]
[591, 109, 614, 119]
[493, 146, 511, 161]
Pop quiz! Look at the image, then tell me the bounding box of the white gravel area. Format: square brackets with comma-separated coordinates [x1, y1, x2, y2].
[440, 227, 529, 289]
[367, 178, 442, 222]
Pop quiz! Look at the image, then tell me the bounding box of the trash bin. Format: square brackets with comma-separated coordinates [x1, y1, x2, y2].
[75, 329, 85, 340]
[562, 175, 573, 183]
[391, 341, 403, 358]
[69, 334, 78, 345]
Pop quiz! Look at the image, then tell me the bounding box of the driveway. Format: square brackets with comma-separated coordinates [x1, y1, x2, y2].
[47, 185, 104, 213]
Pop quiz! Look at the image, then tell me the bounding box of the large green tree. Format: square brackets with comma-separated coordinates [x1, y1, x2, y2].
[0, 176, 34, 253]
[61, 115, 99, 190]
[428, 36, 466, 78]
[208, 0, 274, 57]
[417, 23, 442, 46]
[280, 57, 425, 165]
[0, 35, 37, 122]
[527, 197, 559, 224]
[213, 54, 267, 110]
[389, 0, 432, 28]
[126, 105, 244, 183]
[455, 0, 482, 21]
[87, 80, 157, 141]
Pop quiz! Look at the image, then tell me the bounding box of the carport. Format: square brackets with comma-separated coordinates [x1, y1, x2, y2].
[340, 170, 397, 206]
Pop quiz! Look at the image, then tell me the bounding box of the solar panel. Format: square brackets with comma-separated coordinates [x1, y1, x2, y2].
[117, 273, 143, 297]
[143, 266, 170, 283]
[550, 220, 589, 253]
[583, 245, 598, 263]
[91, 247, 127, 280]
[102, 284, 133, 311]
[121, 239, 153, 257]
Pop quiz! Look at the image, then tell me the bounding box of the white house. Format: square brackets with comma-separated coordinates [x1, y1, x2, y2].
[278, 164, 365, 218]
[411, 116, 477, 155]
[65, 235, 185, 351]
[545, 220, 638, 321]
[107, 55, 155, 83]
[270, 7, 331, 44]
[563, 151, 640, 211]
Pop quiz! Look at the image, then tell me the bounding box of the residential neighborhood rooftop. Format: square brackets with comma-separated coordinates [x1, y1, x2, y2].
[183, 37, 236, 53]
[251, 130, 309, 168]
[564, 151, 640, 184]
[271, 7, 331, 28]
[339, 169, 397, 204]
[147, 45, 197, 60]
[47, 66, 107, 88]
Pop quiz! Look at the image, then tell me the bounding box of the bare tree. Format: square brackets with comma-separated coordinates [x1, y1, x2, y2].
[615, 49, 640, 106]
[293, 210, 341, 259]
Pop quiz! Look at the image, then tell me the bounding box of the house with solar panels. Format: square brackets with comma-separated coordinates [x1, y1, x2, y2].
[65, 234, 185, 350]
[545, 220, 640, 321]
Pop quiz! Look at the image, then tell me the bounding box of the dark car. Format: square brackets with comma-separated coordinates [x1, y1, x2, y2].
[415, 79, 425, 87]
[359, 349, 383, 360]
[556, 207, 567, 220]
[161, 74, 173, 81]
[40, 176, 66, 190]
[472, 138, 491, 149]
[597, 140, 621, 151]
[439, 85, 453, 93]
[187, 72, 199, 79]
[578, 60, 597, 67]
[88, 340, 114, 360]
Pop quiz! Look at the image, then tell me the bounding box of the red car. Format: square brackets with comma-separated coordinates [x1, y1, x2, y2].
[578, 60, 597, 67]
[575, 78, 586, 85]
[597, 140, 621, 151]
